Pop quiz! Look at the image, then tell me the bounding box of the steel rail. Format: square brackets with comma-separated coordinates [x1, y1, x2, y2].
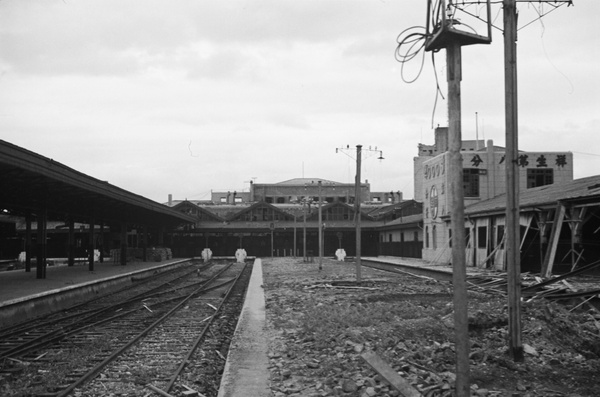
[163, 261, 249, 393]
[0, 263, 206, 359]
[55, 262, 236, 397]
[0, 261, 202, 339]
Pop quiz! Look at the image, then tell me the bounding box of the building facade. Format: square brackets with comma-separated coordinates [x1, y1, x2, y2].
[166, 178, 417, 259]
[417, 127, 574, 264]
[249, 178, 371, 204]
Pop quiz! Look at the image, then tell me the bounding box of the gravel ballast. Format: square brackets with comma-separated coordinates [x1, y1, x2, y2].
[262, 257, 600, 397]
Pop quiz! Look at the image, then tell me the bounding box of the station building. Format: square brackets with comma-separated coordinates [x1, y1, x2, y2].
[166, 178, 414, 259]
[416, 127, 574, 266]
[209, 179, 402, 206]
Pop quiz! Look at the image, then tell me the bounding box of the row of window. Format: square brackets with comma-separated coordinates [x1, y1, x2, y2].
[424, 225, 505, 250]
[462, 168, 554, 198]
[381, 231, 419, 243]
[264, 196, 350, 204]
[238, 206, 355, 222]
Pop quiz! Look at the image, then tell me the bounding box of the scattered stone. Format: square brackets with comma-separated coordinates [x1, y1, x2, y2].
[362, 386, 377, 397]
[523, 344, 539, 357]
[341, 379, 357, 393]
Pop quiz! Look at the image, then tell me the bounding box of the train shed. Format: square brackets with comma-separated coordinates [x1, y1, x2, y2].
[0, 140, 195, 277]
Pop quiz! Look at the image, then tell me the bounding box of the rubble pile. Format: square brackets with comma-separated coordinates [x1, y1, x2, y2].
[263, 258, 600, 397]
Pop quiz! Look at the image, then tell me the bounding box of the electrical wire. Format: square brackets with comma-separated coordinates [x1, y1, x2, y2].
[394, 26, 428, 84]
[394, 0, 572, 129]
[394, 24, 446, 128]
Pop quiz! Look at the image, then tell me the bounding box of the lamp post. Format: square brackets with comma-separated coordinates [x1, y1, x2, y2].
[355, 145, 362, 283]
[337, 145, 384, 283]
[318, 180, 323, 270]
[303, 199, 307, 262]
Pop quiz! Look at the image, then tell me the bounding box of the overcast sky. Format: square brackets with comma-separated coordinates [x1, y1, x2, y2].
[1, 1, 598, 203]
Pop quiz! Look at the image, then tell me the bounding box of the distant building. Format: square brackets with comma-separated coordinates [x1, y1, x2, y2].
[165, 178, 412, 259]
[249, 178, 369, 204]
[416, 126, 574, 264]
[210, 191, 251, 204]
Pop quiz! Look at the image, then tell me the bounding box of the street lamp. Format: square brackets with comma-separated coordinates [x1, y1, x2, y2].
[336, 144, 384, 284]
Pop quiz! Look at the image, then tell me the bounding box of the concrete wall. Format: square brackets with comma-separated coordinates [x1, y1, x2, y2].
[419, 142, 574, 265]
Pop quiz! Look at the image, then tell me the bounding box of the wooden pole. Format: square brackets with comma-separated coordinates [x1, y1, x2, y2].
[142, 225, 148, 262]
[446, 40, 470, 396]
[25, 213, 32, 272]
[36, 206, 47, 279]
[503, 0, 524, 362]
[68, 218, 75, 267]
[88, 216, 95, 271]
[318, 180, 323, 270]
[355, 145, 362, 284]
[271, 227, 274, 259]
[120, 221, 127, 266]
[99, 221, 104, 263]
[303, 200, 307, 262]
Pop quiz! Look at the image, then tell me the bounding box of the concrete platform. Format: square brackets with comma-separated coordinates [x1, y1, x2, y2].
[218, 258, 270, 397]
[0, 258, 192, 327]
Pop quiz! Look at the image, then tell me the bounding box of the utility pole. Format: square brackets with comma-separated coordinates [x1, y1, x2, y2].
[446, 40, 470, 397]
[503, 0, 524, 362]
[419, 2, 493, 393]
[336, 144, 383, 284]
[270, 223, 274, 259]
[355, 145, 362, 284]
[303, 199, 307, 262]
[293, 216, 297, 258]
[318, 180, 323, 270]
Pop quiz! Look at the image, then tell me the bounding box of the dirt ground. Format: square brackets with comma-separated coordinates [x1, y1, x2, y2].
[261, 258, 600, 397]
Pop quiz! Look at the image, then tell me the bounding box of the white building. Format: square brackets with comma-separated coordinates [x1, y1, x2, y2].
[415, 127, 574, 265]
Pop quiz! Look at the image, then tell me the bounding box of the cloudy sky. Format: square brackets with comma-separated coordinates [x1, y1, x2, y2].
[1, 1, 598, 203]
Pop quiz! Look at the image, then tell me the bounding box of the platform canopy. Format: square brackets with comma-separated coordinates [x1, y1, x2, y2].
[0, 140, 195, 228]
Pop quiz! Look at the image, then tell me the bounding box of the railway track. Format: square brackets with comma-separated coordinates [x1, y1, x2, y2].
[0, 260, 251, 397]
[361, 259, 453, 282]
[0, 260, 208, 359]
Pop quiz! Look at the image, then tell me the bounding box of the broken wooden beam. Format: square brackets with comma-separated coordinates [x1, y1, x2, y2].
[361, 351, 421, 397]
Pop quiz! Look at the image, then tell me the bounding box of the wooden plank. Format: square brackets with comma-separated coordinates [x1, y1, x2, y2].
[361, 352, 421, 397]
[541, 204, 566, 277]
[145, 384, 176, 397]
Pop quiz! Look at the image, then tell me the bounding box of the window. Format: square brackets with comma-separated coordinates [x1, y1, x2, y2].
[234, 197, 243, 203]
[389, 234, 393, 242]
[276, 197, 285, 203]
[425, 226, 429, 248]
[477, 226, 487, 249]
[496, 225, 505, 246]
[220, 197, 227, 203]
[414, 231, 418, 242]
[326, 207, 350, 221]
[449, 229, 452, 248]
[432, 225, 437, 249]
[400, 232, 405, 242]
[527, 169, 553, 188]
[463, 169, 480, 197]
[265, 197, 273, 203]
